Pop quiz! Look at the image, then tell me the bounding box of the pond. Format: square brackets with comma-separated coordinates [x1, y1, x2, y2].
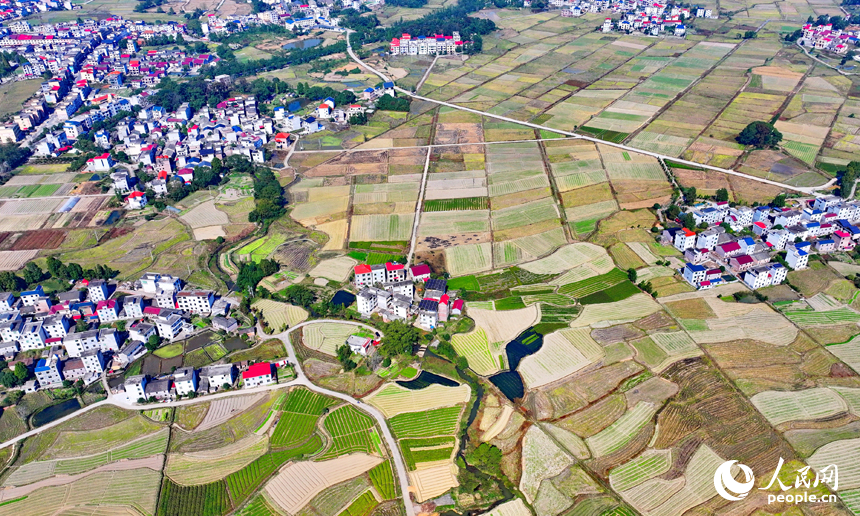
[183, 330, 214, 352]
[283, 38, 322, 50]
[331, 290, 356, 308]
[32, 398, 82, 427]
[224, 337, 246, 352]
[343, 81, 363, 89]
[488, 327, 543, 402]
[396, 371, 459, 390]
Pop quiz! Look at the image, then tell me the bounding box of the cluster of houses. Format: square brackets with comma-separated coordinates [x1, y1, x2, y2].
[123, 360, 282, 403]
[534, 0, 714, 38]
[0, 0, 80, 24]
[0, 271, 241, 394]
[668, 196, 860, 290]
[800, 23, 859, 55]
[354, 263, 464, 330]
[202, 0, 341, 36]
[389, 32, 464, 56]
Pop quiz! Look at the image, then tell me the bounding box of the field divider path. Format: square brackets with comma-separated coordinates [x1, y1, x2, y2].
[345, 31, 827, 195]
[414, 55, 439, 93]
[407, 147, 432, 266]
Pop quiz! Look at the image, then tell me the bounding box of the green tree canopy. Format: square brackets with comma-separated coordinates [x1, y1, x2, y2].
[378, 320, 419, 357]
[736, 121, 782, 148]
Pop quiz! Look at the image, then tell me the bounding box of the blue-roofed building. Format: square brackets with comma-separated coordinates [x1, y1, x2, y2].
[34, 354, 63, 388]
[787, 247, 809, 270]
[383, 82, 395, 96]
[816, 239, 836, 252]
[21, 285, 45, 307]
[682, 263, 706, 286]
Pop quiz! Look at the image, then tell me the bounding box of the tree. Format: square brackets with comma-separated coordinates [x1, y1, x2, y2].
[146, 334, 161, 352]
[736, 121, 783, 148]
[349, 112, 368, 125]
[465, 443, 503, 475]
[0, 272, 22, 292]
[838, 161, 860, 199]
[116, 320, 126, 332]
[715, 188, 729, 202]
[772, 193, 787, 208]
[627, 268, 637, 282]
[75, 319, 89, 332]
[22, 262, 43, 285]
[684, 187, 697, 203]
[378, 320, 419, 357]
[336, 344, 357, 371]
[283, 285, 315, 308]
[13, 362, 28, 382]
[4, 390, 23, 405]
[0, 371, 19, 388]
[742, 30, 757, 39]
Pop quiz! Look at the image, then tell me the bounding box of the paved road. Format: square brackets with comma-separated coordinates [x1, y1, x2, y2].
[345, 32, 830, 195]
[795, 41, 858, 76]
[0, 319, 416, 516]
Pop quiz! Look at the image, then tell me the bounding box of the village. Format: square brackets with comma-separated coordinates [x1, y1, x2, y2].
[671, 195, 860, 292]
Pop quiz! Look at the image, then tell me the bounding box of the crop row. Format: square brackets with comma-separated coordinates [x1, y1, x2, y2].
[388, 406, 461, 438]
[338, 491, 379, 516]
[157, 478, 231, 516]
[271, 388, 333, 447]
[424, 197, 489, 211]
[368, 460, 397, 500]
[226, 434, 323, 503]
[559, 268, 628, 297]
[319, 405, 376, 460]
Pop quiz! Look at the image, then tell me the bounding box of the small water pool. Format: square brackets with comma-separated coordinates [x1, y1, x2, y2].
[331, 290, 356, 308]
[396, 371, 459, 390]
[32, 398, 82, 427]
[283, 38, 322, 50]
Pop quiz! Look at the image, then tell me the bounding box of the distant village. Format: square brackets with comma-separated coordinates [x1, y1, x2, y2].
[799, 23, 860, 55]
[548, 0, 716, 37]
[0, 270, 293, 405]
[670, 196, 860, 292]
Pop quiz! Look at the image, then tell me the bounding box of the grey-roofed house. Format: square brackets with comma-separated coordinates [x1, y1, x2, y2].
[144, 378, 172, 401]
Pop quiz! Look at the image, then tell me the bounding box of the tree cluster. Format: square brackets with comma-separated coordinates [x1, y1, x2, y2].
[376, 94, 410, 112]
[0, 144, 32, 172]
[838, 161, 860, 199]
[0, 359, 31, 389]
[295, 83, 357, 106]
[336, 344, 357, 371]
[377, 320, 420, 357]
[235, 259, 279, 295]
[0, 52, 24, 80]
[736, 121, 782, 148]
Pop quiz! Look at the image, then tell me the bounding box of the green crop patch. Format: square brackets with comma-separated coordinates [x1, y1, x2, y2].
[559, 268, 628, 297]
[319, 405, 377, 459]
[579, 280, 640, 305]
[369, 460, 397, 500]
[578, 126, 629, 143]
[447, 275, 480, 291]
[271, 387, 334, 448]
[338, 491, 379, 516]
[226, 435, 323, 503]
[157, 478, 231, 516]
[400, 436, 456, 470]
[494, 296, 526, 310]
[389, 406, 461, 438]
[424, 197, 489, 211]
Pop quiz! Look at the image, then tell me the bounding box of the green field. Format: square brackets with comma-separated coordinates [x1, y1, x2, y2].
[226, 435, 323, 502]
[578, 126, 629, 143]
[319, 405, 377, 459]
[451, 328, 496, 376]
[400, 436, 455, 470]
[424, 197, 489, 211]
[389, 406, 461, 438]
[154, 342, 184, 359]
[157, 478, 231, 516]
[271, 387, 333, 448]
[559, 268, 628, 298]
[579, 280, 640, 305]
[783, 308, 860, 326]
[368, 460, 397, 500]
[447, 275, 480, 291]
[338, 491, 379, 516]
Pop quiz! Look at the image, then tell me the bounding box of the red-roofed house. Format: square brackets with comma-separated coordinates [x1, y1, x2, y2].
[317, 103, 332, 119]
[410, 264, 431, 282]
[385, 262, 406, 282]
[242, 362, 275, 388]
[87, 152, 114, 172]
[451, 298, 464, 315]
[96, 299, 120, 322]
[274, 132, 291, 149]
[177, 168, 193, 184]
[715, 241, 742, 259]
[125, 191, 147, 210]
[354, 264, 373, 287]
[673, 227, 696, 251]
[729, 254, 755, 272]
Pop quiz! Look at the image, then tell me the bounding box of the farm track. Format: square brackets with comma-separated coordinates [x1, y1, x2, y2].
[345, 31, 834, 195]
[406, 145, 432, 266]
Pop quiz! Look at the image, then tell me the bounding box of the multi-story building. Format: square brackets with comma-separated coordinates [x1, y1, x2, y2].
[175, 290, 214, 314]
[155, 314, 183, 341]
[80, 348, 105, 373]
[35, 354, 63, 388]
[42, 315, 69, 339]
[673, 228, 696, 251]
[87, 279, 109, 302]
[125, 375, 148, 401]
[173, 367, 197, 396]
[19, 321, 47, 351]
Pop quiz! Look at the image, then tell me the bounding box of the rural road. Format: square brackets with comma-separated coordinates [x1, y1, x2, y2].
[0, 319, 417, 516]
[345, 31, 831, 195]
[406, 148, 432, 266]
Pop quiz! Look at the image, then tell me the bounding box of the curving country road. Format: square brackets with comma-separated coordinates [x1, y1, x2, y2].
[0, 319, 417, 516]
[345, 31, 834, 195]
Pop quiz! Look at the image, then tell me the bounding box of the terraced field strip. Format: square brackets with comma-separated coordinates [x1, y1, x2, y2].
[368, 460, 397, 500]
[450, 328, 497, 376]
[586, 402, 657, 457]
[400, 436, 456, 470]
[559, 268, 628, 297]
[388, 406, 462, 438]
[271, 387, 334, 448]
[337, 490, 379, 516]
[609, 449, 672, 491]
[226, 435, 323, 503]
[751, 388, 848, 426]
[319, 405, 377, 460]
